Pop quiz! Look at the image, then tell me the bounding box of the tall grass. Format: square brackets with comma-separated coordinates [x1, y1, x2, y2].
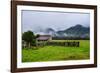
[22, 40, 90, 62]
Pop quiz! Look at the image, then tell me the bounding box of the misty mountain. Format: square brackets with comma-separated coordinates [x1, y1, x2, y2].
[35, 24, 90, 38]
[65, 25, 89, 35]
[44, 28, 56, 37]
[45, 28, 55, 33]
[57, 24, 89, 37]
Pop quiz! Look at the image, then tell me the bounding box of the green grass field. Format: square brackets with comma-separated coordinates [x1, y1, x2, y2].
[22, 40, 90, 62]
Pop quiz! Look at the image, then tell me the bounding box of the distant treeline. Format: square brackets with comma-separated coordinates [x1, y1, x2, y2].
[47, 41, 79, 47]
[52, 37, 90, 40]
[36, 41, 79, 47]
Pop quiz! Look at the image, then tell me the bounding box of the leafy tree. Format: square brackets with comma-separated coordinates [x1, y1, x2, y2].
[22, 31, 35, 48]
[35, 34, 40, 38]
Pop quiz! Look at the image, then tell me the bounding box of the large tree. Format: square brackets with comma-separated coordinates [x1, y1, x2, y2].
[22, 31, 35, 48]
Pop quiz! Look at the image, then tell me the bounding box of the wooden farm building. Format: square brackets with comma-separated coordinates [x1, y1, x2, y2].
[36, 35, 52, 46]
[36, 35, 52, 41]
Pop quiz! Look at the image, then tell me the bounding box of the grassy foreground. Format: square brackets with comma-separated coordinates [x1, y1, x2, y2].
[22, 40, 90, 62]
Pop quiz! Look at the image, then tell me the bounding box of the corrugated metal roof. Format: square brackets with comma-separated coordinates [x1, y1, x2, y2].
[37, 35, 51, 41]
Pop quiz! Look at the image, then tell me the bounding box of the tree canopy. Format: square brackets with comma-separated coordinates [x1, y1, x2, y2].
[22, 31, 35, 48]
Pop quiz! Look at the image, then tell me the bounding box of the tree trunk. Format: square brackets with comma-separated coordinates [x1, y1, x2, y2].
[28, 42, 31, 48]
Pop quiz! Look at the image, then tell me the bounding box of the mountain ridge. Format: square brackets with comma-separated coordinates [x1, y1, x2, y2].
[35, 24, 90, 38]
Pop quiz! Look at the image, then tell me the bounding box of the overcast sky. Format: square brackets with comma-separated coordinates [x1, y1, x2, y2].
[22, 10, 90, 32]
